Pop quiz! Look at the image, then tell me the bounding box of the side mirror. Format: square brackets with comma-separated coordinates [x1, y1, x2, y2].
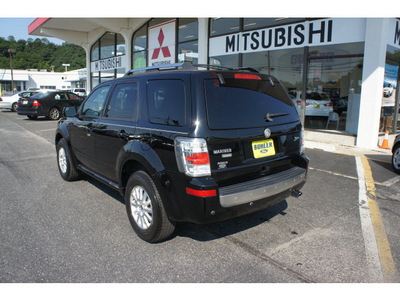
[63, 106, 77, 118]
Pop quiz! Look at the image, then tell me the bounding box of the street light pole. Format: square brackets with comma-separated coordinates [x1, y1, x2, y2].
[8, 48, 16, 93]
[62, 63, 70, 72]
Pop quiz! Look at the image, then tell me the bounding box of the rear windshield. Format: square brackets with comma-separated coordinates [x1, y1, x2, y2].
[31, 92, 52, 99]
[204, 78, 299, 130]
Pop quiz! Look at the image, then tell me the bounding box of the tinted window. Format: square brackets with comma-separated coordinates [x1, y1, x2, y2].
[147, 80, 186, 127]
[106, 83, 138, 120]
[67, 93, 80, 100]
[54, 93, 68, 100]
[81, 85, 111, 117]
[204, 79, 298, 130]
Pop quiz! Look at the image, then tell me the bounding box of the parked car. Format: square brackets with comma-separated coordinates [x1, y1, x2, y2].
[383, 83, 394, 98]
[17, 91, 84, 120]
[0, 91, 39, 112]
[392, 134, 400, 174]
[289, 91, 334, 117]
[71, 88, 87, 98]
[55, 62, 309, 243]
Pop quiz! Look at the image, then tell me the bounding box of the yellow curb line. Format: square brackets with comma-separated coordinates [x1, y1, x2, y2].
[361, 156, 399, 282]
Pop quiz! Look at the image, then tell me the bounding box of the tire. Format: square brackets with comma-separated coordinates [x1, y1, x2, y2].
[392, 144, 400, 174]
[49, 107, 60, 120]
[27, 115, 38, 120]
[11, 102, 17, 112]
[125, 171, 175, 243]
[56, 138, 80, 181]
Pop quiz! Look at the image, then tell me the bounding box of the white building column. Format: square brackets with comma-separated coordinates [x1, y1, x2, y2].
[356, 18, 389, 149]
[198, 18, 209, 65]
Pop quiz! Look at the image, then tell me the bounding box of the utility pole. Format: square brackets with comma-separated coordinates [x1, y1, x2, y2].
[8, 48, 16, 93]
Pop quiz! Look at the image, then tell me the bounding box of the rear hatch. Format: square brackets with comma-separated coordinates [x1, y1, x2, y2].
[203, 71, 303, 186]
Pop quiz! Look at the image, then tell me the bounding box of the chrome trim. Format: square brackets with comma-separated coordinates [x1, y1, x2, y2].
[219, 167, 306, 208]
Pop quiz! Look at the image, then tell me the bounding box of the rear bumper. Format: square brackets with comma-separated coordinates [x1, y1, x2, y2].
[0, 102, 12, 109]
[157, 155, 309, 224]
[17, 108, 39, 116]
[219, 166, 306, 208]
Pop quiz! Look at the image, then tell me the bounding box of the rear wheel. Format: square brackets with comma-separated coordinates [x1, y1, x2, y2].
[11, 102, 17, 112]
[57, 138, 80, 181]
[392, 144, 400, 174]
[125, 171, 175, 243]
[49, 107, 60, 120]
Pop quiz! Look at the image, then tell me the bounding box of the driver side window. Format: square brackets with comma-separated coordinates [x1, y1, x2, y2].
[81, 85, 111, 117]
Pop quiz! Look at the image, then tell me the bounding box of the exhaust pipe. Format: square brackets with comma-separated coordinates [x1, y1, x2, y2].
[291, 189, 303, 198]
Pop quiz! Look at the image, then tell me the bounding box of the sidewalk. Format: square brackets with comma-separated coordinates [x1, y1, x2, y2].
[304, 130, 395, 161]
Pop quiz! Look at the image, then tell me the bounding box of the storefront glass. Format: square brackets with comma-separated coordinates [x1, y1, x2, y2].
[90, 32, 126, 88]
[306, 43, 364, 132]
[383, 45, 400, 133]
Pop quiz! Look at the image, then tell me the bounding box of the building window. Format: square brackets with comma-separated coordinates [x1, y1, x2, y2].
[90, 32, 126, 88]
[209, 18, 240, 37]
[178, 18, 198, 64]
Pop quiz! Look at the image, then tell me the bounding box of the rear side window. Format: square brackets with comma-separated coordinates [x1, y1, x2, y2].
[204, 78, 299, 130]
[105, 83, 138, 121]
[147, 80, 186, 127]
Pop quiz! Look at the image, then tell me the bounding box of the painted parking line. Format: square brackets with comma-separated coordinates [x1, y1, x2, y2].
[356, 156, 399, 282]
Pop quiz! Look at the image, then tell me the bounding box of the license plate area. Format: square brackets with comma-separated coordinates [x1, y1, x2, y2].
[252, 139, 276, 159]
[23, 100, 28, 105]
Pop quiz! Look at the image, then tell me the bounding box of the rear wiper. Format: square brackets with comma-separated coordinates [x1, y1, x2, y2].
[264, 112, 289, 122]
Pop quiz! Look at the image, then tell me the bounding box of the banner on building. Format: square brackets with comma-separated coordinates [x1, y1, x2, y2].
[209, 18, 366, 57]
[91, 56, 126, 72]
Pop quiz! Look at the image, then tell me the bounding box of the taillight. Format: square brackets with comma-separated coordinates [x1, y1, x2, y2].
[234, 74, 261, 80]
[0, 97, 3, 102]
[32, 100, 40, 107]
[175, 137, 211, 177]
[324, 102, 333, 107]
[296, 100, 309, 106]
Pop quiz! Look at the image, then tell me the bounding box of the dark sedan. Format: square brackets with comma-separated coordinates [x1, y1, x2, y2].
[17, 91, 84, 120]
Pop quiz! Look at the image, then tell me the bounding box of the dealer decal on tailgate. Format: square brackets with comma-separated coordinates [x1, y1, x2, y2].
[252, 139, 276, 159]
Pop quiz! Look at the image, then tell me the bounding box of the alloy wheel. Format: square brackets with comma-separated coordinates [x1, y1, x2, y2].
[130, 186, 153, 230]
[58, 147, 67, 174]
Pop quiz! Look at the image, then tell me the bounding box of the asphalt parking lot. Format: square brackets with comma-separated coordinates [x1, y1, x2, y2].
[1, 110, 400, 283]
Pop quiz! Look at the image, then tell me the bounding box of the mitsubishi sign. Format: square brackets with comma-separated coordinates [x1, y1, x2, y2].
[148, 20, 176, 66]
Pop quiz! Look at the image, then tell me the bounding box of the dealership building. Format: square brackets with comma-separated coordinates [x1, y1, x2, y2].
[28, 17, 400, 149]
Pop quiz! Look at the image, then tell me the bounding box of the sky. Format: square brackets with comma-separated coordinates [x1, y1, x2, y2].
[0, 18, 64, 45]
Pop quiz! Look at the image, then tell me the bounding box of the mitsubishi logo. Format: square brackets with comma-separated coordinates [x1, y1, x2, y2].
[152, 28, 171, 60]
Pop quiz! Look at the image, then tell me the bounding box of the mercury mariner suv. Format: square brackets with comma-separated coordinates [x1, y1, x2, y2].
[55, 63, 309, 243]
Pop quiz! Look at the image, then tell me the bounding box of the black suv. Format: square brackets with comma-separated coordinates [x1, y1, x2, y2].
[55, 63, 309, 243]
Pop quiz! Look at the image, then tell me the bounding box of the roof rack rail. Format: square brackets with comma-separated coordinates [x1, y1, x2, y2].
[124, 62, 259, 76]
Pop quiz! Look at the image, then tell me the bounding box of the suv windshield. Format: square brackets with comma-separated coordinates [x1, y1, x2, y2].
[204, 78, 298, 130]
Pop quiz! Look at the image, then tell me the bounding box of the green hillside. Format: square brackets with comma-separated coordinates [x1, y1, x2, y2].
[0, 36, 86, 72]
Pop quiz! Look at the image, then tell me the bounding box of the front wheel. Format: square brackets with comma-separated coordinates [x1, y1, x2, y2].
[125, 171, 175, 243]
[392, 144, 400, 174]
